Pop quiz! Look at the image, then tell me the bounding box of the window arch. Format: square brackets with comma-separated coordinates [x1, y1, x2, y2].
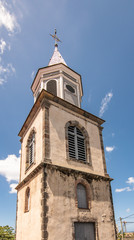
[68, 126, 86, 161]
[26, 129, 36, 169]
[47, 80, 57, 96]
[77, 183, 88, 209]
[25, 187, 30, 212]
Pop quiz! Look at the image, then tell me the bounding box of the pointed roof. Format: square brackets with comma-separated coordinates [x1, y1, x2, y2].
[48, 45, 67, 66]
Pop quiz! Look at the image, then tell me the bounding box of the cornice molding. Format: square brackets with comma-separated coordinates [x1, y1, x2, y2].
[16, 162, 112, 190]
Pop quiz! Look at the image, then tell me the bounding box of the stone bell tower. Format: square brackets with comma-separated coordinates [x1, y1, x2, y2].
[16, 31, 116, 240]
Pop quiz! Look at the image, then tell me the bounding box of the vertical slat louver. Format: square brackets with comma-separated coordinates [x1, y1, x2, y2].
[68, 126, 86, 161]
[29, 134, 35, 165]
[68, 126, 76, 159]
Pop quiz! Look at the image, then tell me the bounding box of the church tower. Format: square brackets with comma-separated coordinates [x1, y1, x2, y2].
[16, 31, 116, 240]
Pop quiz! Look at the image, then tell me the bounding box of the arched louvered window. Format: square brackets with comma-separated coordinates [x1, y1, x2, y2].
[47, 80, 57, 96]
[26, 131, 35, 169]
[77, 183, 88, 209]
[68, 126, 86, 161]
[28, 133, 35, 165]
[25, 187, 30, 212]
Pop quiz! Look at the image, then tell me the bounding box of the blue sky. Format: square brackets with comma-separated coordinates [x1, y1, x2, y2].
[0, 0, 134, 232]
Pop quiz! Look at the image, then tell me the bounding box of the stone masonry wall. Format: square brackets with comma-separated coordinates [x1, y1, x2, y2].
[45, 166, 116, 240]
[16, 170, 42, 240]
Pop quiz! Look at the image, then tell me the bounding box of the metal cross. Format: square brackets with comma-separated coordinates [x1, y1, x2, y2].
[50, 29, 62, 46]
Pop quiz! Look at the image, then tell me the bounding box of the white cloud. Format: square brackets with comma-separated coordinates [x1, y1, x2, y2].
[0, 63, 15, 85]
[115, 177, 134, 193]
[9, 183, 17, 194]
[115, 188, 126, 193]
[105, 146, 115, 153]
[126, 208, 130, 213]
[115, 187, 132, 193]
[0, 153, 20, 194]
[0, 1, 19, 33]
[0, 39, 6, 54]
[0, 154, 20, 182]
[99, 91, 113, 117]
[126, 177, 134, 184]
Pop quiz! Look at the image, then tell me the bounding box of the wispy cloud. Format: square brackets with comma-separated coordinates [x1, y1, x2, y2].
[0, 63, 15, 85]
[99, 91, 113, 117]
[0, 1, 21, 86]
[105, 146, 115, 153]
[115, 177, 134, 193]
[115, 187, 132, 193]
[0, 39, 6, 54]
[0, 0, 20, 33]
[0, 153, 20, 193]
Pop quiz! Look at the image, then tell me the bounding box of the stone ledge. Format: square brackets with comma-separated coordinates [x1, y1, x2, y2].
[16, 162, 113, 190]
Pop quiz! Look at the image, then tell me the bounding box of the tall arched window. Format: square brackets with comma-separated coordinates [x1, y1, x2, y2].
[28, 132, 35, 165]
[77, 183, 88, 209]
[47, 80, 57, 96]
[25, 187, 30, 212]
[26, 130, 35, 169]
[68, 126, 86, 161]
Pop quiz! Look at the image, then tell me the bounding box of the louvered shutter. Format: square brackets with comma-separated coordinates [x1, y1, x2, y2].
[29, 134, 35, 165]
[77, 183, 88, 208]
[68, 126, 76, 159]
[68, 126, 86, 161]
[76, 128, 86, 161]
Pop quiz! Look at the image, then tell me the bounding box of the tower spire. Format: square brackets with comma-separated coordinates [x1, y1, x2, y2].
[49, 29, 67, 66]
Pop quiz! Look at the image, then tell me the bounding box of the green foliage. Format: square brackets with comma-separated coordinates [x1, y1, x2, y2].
[0, 225, 15, 240]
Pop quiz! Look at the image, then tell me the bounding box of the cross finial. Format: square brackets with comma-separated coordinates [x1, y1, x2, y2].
[50, 29, 62, 47]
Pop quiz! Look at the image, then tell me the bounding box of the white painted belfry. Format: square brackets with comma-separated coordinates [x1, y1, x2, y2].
[48, 45, 67, 66]
[32, 41, 83, 107]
